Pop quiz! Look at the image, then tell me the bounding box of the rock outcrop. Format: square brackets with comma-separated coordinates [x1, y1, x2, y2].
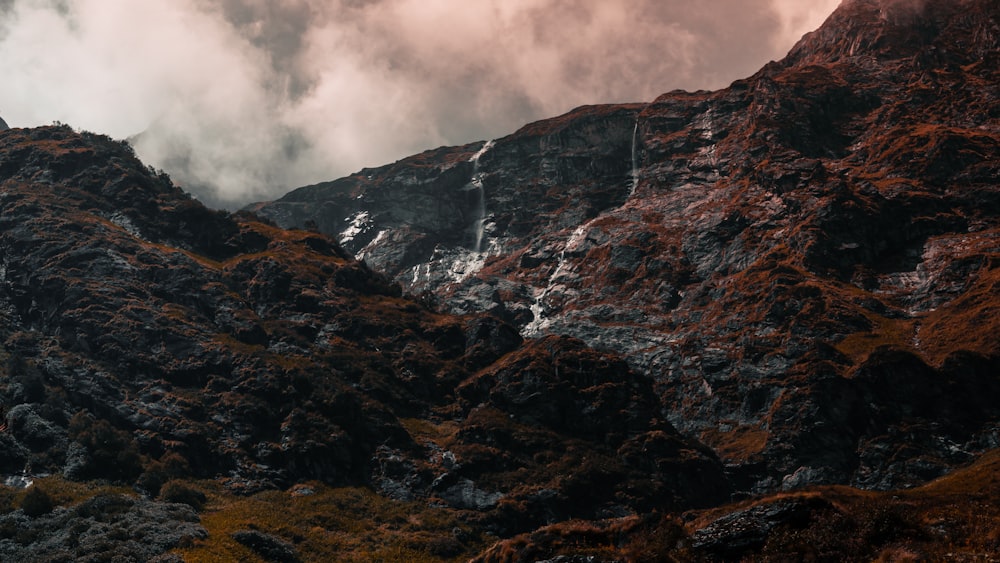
[251, 0, 1000, 493]
[0, 125, 728, 541]
[1, 0, 998, 560]
[0, 494, 206, 561]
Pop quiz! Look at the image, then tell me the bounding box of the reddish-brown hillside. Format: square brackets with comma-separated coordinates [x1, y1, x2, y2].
[253, 0, 1000, 496]
[0, 125, 727, 560]
[0, 0, 997, 560]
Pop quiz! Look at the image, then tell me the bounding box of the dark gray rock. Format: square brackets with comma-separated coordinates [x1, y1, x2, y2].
[435, 478, 504, 511]
[232, 529, 300, 563]
[0, 494, 206, 561]
[6, 404, 65, 452]
[690, 497, 832, 558]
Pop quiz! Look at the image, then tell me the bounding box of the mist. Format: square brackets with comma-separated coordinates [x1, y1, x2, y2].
[0, 0, 840, 208]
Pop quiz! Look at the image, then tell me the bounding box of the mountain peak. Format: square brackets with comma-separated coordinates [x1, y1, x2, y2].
[250, 0, 1000, 509]
[0, 124, 247, 260]
[785, 0, 999, 65]
[3, 2, 999, 559]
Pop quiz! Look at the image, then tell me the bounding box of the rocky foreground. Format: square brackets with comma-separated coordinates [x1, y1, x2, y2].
[0, 0, 997, 561]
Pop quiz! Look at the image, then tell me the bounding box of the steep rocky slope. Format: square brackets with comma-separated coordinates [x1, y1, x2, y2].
[0, 125, 727, 558]
[252, 0, 1000, 494]
[0, 0, 997, 560]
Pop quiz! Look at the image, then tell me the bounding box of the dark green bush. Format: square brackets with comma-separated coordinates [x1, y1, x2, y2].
[67, 411, 143, 483]
[0, 487, 18, 515]
[136, 466, 167, 497]
[158, 480, 206, 511]
[20, 486, 54, 517]
[138, 452, 192, 497]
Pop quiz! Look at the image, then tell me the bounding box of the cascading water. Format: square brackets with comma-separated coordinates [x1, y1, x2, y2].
[522, 222, 592, 337]
[473, 178, 486, 254]
[505, 107, 708, 308]
[629, 120, 641, 197]
[469, 140, 495, 253]
[524, 117, 645, 336]
[410, 139, 496, 289]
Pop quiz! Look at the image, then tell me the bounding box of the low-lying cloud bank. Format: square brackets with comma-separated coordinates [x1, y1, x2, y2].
[0, 0, 839, 207]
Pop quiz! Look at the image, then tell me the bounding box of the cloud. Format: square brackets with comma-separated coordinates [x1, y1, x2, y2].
[770, 0, 842, 47]
[0, 0, 841, 207]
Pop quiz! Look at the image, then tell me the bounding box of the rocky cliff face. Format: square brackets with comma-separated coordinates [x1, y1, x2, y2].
[0, 125, 728, 550]
[252, 0, 1000, 494]
[1, 0, 998, 560]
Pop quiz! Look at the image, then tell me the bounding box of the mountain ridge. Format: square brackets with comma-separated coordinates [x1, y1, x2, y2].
[0, 124, 733, 559]
[0, 0, 997, 559]
[251, 0, 1000, 495]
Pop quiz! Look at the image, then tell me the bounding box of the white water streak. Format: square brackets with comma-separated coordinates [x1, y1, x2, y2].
[469, 139, 496, 164]
[469, 140, 495, 253]
[522, 222, 593, 337]
[339, 210, 370, 245]
[356, 229, 388, 261]
[629, 120, 640, 196]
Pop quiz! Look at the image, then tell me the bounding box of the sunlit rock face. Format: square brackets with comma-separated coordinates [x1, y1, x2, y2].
[252, 0, 1000, 493]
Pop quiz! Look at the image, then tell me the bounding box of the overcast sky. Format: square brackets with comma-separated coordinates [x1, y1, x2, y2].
[0, 0, 840, 207]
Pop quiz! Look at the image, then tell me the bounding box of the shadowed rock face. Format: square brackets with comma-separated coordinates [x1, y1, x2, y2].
[0, 125, 728, 533]
[473, 448, 1000, 562]
[252, 0, 1000, 493]
[1, 1, 998, 560]
[0, 116, 8, 131]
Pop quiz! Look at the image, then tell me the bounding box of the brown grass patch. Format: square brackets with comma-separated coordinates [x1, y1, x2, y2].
[699, 426, 769, 463]
[174, 480, 488, 562]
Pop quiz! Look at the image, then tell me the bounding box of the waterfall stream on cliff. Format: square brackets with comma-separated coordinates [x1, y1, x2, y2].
[405, 140, 499, 290]
[469, 140, 495, 254]
[523, 119, 644, 336]
[629, 120, 640, 196]
[523, 221, 595, 337]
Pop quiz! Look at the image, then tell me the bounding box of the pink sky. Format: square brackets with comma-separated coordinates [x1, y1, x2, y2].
[0, 0, 840, 206]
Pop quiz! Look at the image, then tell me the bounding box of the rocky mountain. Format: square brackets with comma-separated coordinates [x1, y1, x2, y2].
[0, 124, 730, 559]
[0, 0, 996, 560]
[252, 0, 1000, 496]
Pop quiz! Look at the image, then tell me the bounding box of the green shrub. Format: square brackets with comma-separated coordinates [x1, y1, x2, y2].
[0, 486, 19, 515]
[159, 480, 206, 511]
[138, 452, 192, 497]
[67, 411, 143, 483]
[136, 464, 168, 497]
[160, 452, 191, 477]
[20, 486, 54, 517]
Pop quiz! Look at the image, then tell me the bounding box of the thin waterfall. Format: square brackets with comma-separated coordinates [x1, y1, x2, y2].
[473, 178, 486, 253]
[629, 120, 640, 196]
[413, 139, 497, 288]
[469, 140, 495, 254]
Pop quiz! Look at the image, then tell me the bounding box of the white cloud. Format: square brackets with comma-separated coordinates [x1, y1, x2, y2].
[770, 0, 842, 49]
[0, 0, 842, 207]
